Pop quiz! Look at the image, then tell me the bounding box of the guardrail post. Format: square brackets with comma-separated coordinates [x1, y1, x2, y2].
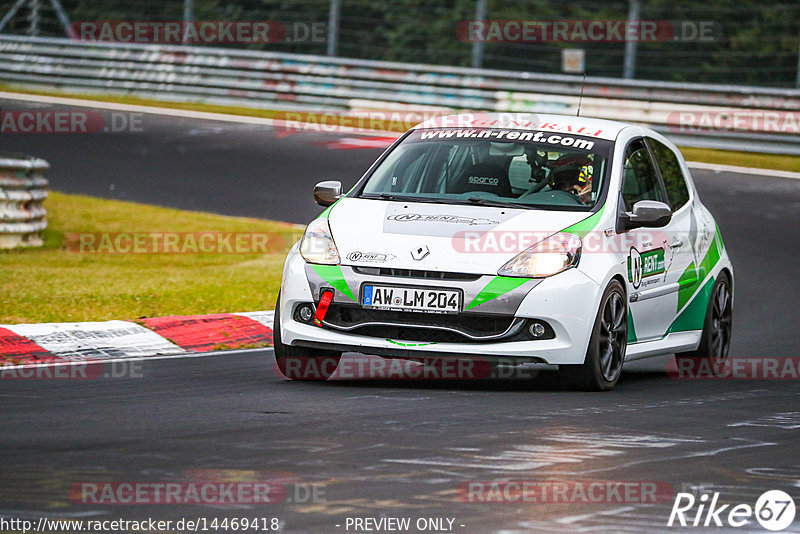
[471, 0, 487, 69]
[796, 23, 800, 88]
[327, 0, 341, 56]
[0, 155, 49, 249]
[623, 0, 640, 79]
[183, 0, 194, 44]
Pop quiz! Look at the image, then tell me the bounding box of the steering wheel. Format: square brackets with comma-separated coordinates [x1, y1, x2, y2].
[549, 189, 586, 205]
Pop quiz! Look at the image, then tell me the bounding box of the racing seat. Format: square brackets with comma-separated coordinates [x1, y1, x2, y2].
[449, 162, 513, 197]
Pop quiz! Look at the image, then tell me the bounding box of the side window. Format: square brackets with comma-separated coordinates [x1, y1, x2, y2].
[622, 139, 665, 210]
[649, 138, 690, 211]
[508, 154, 531, 193]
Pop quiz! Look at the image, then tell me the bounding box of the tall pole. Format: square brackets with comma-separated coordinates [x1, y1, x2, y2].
[182, 0, 194, 44]
[327, 0, 341, 56]
[48, 0, 74, 39]
[0, 0, 28, 34]
[623, 0, 640, 79]
[471, 0, 487, 69]
[27, 0, 40, 36]
[796, 23, 800, 88]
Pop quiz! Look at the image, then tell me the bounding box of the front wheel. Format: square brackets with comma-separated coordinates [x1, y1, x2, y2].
[273, 294, 342, 380]
[560, 280, 628, 391]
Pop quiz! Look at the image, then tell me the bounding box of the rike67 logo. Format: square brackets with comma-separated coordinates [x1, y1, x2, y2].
[668, 490, 796, 530]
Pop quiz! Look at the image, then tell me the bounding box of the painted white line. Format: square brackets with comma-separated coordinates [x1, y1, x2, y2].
[687, 160, 800, 180]
[0, 91, 400, 138]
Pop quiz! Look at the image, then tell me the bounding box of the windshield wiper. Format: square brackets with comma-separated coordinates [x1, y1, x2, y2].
[466, 197, 532, 210]
[360, 193, 462, 205]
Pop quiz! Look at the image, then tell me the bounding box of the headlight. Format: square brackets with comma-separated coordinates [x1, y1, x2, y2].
[300, 218, 340, 264]
[498, 233, 582, 278]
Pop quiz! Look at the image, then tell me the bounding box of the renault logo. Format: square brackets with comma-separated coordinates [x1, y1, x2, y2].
[411, 245, 429, 261]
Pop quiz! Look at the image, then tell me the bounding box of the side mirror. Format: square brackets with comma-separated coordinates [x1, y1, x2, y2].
[313, 180, 343, 207]
[621, 200, 672, 230]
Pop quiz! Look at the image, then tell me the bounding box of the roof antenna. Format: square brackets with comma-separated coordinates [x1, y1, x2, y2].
[576, 73, 586, 117]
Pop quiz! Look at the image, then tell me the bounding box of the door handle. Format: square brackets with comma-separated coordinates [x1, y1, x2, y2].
[669, 237, 684, 249]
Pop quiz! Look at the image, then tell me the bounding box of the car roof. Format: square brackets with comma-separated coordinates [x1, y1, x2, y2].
[411, 112, 630, 141]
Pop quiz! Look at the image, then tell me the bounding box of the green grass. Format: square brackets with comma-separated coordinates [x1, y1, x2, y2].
[678, 146, 800, 173]
[0, 192, 303, 324]
[5, 83, 800, 171]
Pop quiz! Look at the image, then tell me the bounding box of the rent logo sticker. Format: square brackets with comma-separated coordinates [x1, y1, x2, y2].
[628, 247, 665, 289]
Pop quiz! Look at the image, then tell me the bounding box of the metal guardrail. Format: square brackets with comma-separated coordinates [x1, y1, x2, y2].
[2, 35, 800, 153]
[0, 154, 49, 249]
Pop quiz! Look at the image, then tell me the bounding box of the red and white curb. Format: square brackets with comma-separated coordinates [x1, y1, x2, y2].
[0, 311, 274, 367]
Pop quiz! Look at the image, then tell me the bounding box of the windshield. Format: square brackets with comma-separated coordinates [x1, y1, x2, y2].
[359, 128, 612, 210]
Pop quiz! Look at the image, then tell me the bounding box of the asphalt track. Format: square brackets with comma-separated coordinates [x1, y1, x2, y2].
[1, 97, 800, 533]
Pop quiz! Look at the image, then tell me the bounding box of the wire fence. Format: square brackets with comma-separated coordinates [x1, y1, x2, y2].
[1, 0, 799, 88]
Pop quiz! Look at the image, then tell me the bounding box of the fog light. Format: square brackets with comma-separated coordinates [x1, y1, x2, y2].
[298, 304, 314, 323]
[529, 322, 546, 338]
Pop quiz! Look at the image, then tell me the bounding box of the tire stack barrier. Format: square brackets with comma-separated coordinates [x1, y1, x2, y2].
[0, 154, 49, 249]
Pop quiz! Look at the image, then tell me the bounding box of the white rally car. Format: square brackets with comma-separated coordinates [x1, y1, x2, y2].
[274, 113, 733, 390]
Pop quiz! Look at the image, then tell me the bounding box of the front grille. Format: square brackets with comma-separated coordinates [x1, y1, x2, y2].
[352, 267, 481, 281]
[321, 304, 520, 343]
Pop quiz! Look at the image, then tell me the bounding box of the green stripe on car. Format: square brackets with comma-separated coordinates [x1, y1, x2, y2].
[697, 233, 721, 281]
[627, 309, 638, 343]
[465, 276, 529, 310]
[561, 204, 606, 238]
[311, 264, 356, 301]
[676, 261, 699, 311]
[669, 276, 715, 333]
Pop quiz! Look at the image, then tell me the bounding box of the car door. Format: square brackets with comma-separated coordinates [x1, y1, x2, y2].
[619, 138, 677, 342]
[646, 137, 702, 337]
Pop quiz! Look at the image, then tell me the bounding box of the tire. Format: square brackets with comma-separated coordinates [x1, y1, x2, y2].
[273, 293, 342, 380]
[675, 272, 733, 365]
[560, 280, 628, 391]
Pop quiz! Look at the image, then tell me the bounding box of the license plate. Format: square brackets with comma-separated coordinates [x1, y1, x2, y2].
[362, 285, 461, 314]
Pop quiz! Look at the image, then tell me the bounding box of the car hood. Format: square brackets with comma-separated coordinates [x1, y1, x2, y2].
[326, 198, 594, 275]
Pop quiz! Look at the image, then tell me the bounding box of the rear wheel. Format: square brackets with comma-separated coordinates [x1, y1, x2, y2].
[675, 272, 732, 365]
[273, 293, 342, 380]
[560, 280, 627, 391]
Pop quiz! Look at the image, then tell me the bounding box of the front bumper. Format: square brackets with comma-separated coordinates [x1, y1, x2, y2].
[279, 250, 602, 365]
